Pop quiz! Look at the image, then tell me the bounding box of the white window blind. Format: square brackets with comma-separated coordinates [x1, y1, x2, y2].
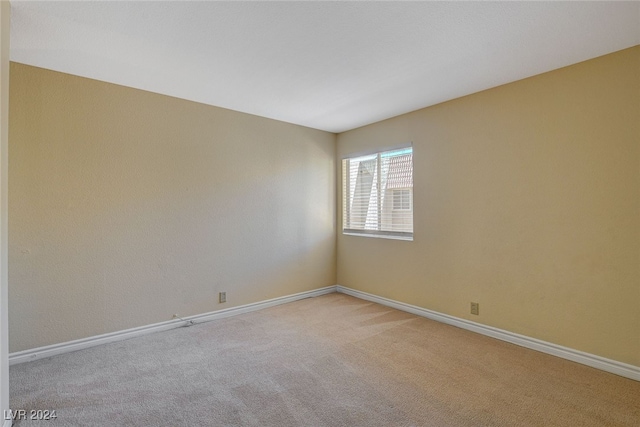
[342, 147, 413, 240]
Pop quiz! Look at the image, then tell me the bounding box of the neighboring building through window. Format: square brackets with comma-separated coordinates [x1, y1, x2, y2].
[342, 146, 413, 240]
[393, 189, 411, 210]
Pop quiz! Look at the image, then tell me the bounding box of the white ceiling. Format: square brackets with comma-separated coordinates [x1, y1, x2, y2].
[9, 1, 640, 133]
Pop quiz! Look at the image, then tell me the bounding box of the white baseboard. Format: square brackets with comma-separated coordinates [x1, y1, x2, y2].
[11, 284, 639, 382]
[9, 285, 337, 365]
[337, 285, 640, 382]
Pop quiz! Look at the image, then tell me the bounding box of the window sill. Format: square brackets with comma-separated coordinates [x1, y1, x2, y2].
[342, 231, 413, 242]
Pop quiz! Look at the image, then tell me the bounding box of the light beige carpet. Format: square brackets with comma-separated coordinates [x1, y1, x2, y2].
[10, 293, 640, 426]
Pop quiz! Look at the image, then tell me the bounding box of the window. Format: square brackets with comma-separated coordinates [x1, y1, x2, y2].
[342, 146, 413, 240]
[393, 189, 411, 210]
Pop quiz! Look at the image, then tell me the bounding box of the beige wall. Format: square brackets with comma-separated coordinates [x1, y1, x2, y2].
[9, 63, 336, 352]
[337, 47, 640, 366]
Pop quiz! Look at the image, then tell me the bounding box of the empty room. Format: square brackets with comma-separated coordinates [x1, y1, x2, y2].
[0, 1, 639, 426]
